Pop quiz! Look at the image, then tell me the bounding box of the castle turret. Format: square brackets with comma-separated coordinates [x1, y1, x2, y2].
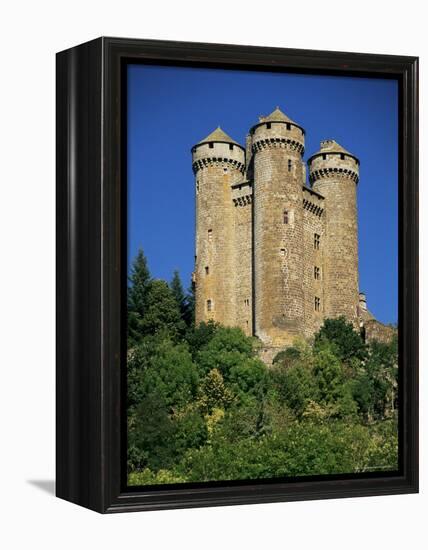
[192, 127, 245, 327]
[308, 140, 360, 326]
[251, 107, 306, 346]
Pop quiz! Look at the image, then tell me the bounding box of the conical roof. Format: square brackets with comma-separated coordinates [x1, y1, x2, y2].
[318, 139, 353, 156]
[259, 106, 297, 125]
[198, 126, 239, 145]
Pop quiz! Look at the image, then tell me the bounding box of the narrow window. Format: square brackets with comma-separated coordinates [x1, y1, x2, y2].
[205, 266, 209, 275]
[266, 122, 271, 129]
[322, 154, 327, 160]
[286, 123, 291, 130]
[288, 159, 292, 172]
[315, 297, 320, 311]
[314, 266, 320, 280]
[207, 299, 212, 312]
[229, 144, 234, 151]
[340, 153, 345, 160]
[280, 248, 286, 256]
[314, 233, 320, 250]
[208, 229, 212, 243]
[196, 180, 200, 194]
[209, 143, 214, 149]
[283, 210, 289, 224]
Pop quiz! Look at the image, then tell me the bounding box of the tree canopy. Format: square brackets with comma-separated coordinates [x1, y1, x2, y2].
[126, 249, 399, 485]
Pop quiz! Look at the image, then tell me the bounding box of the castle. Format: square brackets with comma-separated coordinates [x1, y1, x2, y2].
[191, 107, 393, 359]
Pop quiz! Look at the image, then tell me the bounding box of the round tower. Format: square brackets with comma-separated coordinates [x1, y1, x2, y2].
[308, 139, 360, 327]
[192, 127, 245, 327]
[251, 107, 306, 346]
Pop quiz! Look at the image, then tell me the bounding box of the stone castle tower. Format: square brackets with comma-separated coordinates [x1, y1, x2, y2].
[192, 107, 391, 357]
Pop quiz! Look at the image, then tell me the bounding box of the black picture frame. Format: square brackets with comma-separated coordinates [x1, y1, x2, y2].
[56, 37, 419, 513]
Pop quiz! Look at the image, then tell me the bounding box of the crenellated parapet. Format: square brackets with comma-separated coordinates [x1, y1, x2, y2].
[309, 166, 359, 185]
[249, 107, 305, 158]
[192, 157, 245, 174]
[308, 139, 360, 186]
[302, 186, 324, 218]
[232, 181, 253, 207]
[192, 128, 245, 176]
[303, 197, 324, 217]
[251, 138, 305, 156]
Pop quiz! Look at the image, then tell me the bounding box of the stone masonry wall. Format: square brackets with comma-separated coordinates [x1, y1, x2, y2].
[193, 142, 245, 326]
[302, 186, 326, 338]
[252, 122, 305, 346]
[232, 182, 253, 336]
[310, 152, 360, 328]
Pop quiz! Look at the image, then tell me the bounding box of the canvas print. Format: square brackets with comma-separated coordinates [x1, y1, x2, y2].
[126, 65, 398, 487]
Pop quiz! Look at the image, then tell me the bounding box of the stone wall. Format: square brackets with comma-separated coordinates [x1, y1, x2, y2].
[232, 181, 253, 335]
[191, 118, 380, 357]
[252, 121, 305, 346]
[193, 141, 245, 326]
[309, 149, 360, 328]
[364, 319, 397, 344]
[302, 185, 326, 338]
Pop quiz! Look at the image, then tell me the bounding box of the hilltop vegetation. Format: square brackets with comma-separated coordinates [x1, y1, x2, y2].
[127, 250, 398, 486]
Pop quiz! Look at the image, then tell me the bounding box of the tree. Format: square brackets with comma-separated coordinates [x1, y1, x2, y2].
[185, 280, 196, 327]
[352, 336, 398, 421]
[185, 320, 218, 359]
[270, 359, 318, 417]
[314, 317, 367, 365]
[170, 270, 193, 327]
[127, 337, 205, 471]
[140, 279, 186, 339]
[127, 249, 151, 344]
[196, 326, 254, 378]
[197, 368, 234, 414]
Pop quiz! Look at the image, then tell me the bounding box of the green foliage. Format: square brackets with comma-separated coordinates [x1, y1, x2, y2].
[197, 368, 234, 414]
[127, 250, 399, 486]
[272, 346, 301, 366]
[127, 249, 151, 345]
[352, 337, 398, 421]
[185, 320, 219, 359]
[314, 316, 367, 364]
[271, 360, 318, 418]
[175, 419, 398, 482]
[170, 270, 194, 328]
[139, 279, 186, 340]
[196, 326, 254, 377]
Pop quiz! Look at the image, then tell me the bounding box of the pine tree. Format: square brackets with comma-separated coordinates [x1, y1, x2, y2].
[170, 270, 194, 327]
[141, 279, 185, 339]
[128, 249, 151, 344]
[170, 270, 186, 313]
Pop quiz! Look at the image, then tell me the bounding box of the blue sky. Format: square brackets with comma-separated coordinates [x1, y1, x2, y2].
[127, 64, 398, 325]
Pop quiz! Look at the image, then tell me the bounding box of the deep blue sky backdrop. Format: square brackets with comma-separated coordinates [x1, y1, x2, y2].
[128, 64, 398, 324]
